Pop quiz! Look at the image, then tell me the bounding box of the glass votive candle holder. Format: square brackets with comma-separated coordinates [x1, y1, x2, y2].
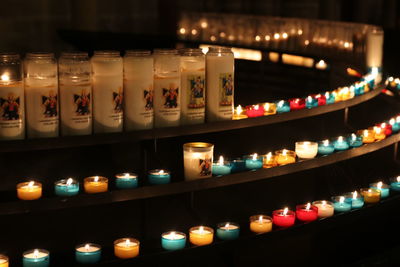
[244, 153, 263, 170]
[0, 254, 8, 267]
[212, 156, 232, 176]
[333, 136, 350, 151]
[390, 176, 400, 191]
[389, 118, 400, 133]
[324, 92, 335, 104]
[189, 226, 214, 246]
[17, 181, 42, 201]
[262, 102, 277, 115]
[148, 169, 171, 185]
[347, 133, 363, 148]
[54, 178, 79, 197]
[75, 243, 101, 264]
[114, 238, 140, 259]
[249, 215, 273, 233]
[245, 104, 264, 118]
[275, 149, 296, 165]
[161, 231, 186, 251]
[354, 82, 365, 96]
[312, 200, 334, 218]
[115, 173, 138, 189]
[332, 196, 352, 212]
[315, 94, 326, 105]
[289, 98, 305, 110]
[360, 188, 381, 203]
[295, 141, 318, 159]
[272, 208, 296, 228]
[318, 139, 335, 155]
[263, 152, 278, 168]
[305, 96, 318, 109]
[344, 191, 364, 209]
[183, 142, 214, 181]
[357, 129, 375, 144]
[275, 100, 290, 113]
[232, 105, 248, 120]
[295, 203, 318, 222]
[216, 222, 240, 240]
[230, 158, 246, 173]
[23, 249, 50, 267]
[332, 90, 341, 102]
[377, 122, 392, 136]
[370, 181, 390, 198]
[83, 176, 108, 194]
[371, 126, 386, 141]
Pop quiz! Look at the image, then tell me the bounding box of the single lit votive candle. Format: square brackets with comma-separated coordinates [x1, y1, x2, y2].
[244, 153, 263, 170]
[75, 243, 101, 264]
[373, 126, 386, 141]
[360, 188, 381, 203]
[295, 203, 318, 222]
[114, 238, 140, 259]
[17, 181, 42, 200]
[189, 226, 214, 246]
[23, 249, 49, 267]
[263, 152, 278, 168]
[212, 155, 232, 176]
[115, 172, 138, 189]
[232, 105, 248, 120]
[295, 141, 318, 159]
[249, 215, 273, 233]
[344, 191, 364, 209]
[347, 133, 363, 148]
[370, 181, 390, 198]
[148, 169, 171, 185]
[216, 222, 240, 240]
[318, 139, 335, 155]
[312, 200, 334, 218]
[390, 176, 400, 191]
[333, 136, 349, 151]
[275, 149, 296, 165]
[263, 102, 276, 115]
[161, 231, 186, 251]
[84, 176, 108, 193]
[332, 196, 352, 212]
[0, 254, 8, 267]
[358, 129, 375, 143]
[272, 208, 296, 228]
[54, 178, 79, 197]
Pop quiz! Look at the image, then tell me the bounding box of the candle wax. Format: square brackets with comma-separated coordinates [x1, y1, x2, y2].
[54, 181, 79, 197]
[23, 250, 50, 267]
[275, 100, 290, 113]
[189, 227, 214, 246]
[312, 201, 334, 218]
[360, 189, 381, 203]
[249, 218, 272, 233]
[370, 183, 390, 198]
[295, 204, 318, 222]
[245, 158, 263, 170]
[272, 210, 295, 228]
[161, 232, 186, 251]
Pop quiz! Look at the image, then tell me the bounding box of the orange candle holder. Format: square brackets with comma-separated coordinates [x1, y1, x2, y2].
[357, 129, 375, 144]
[263, 152, 278, 168]
[0, 254, 8, 267]
[189, 226, 214, 246]
[17, 181, 42, 200]
[360, 188, 381, 203]
[232, 105, 248, 120]
[262, 102, 277, 116]
[371, 126, 386, 141]
[275, 149, 296, 165]
[114, 238, 140, 259]
[84, 176, 108, 194]
[249, 214, 272, 233]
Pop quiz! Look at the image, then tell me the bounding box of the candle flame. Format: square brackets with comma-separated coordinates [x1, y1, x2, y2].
[307, 96, 312, 102]
[66, 178, 73, 185]
[325, 92, 330, 98]
[322, 200, 326, 206]
[282, 149, 287, 156]
[218, 155, 224, 166]
[199, 226, 204, 233]
[381, 123, 386, 128]
[94, 176, 99, 182]
[85, 244, 90, 251]
[124, 173, 130, 178]
[374, 127, 382, 134]
[258, 215, 263, 223]
[397, 176, 400, 182]
[305, 203, 311, 210]
[377, 181, 383, 189]
[338, 136, 344, 142]
[266, 152, 272, 160]
[252, 153, 258, 160]
[339, 196, 345, 203]
[323, 139, 329, 146]
[363, 130, 369, 137]
[389, 118, 395, 125]
[159, 170, 164, 174]
[254, 104, 259, 110]
[170, 231, 176, 239]
[368, 189, 372, 193]
[33, 249, 39, 258]
[351, 134, 356, 141]
[125, 239, 131, 246]
[396, 116, 400, 123]
[225, 223, 230, 228]
[303, 141, 310, 146]
[353, 191, 357, 199]
[1, 73, 9, 82]
[236, 105, 243, 115]
[283, 207, 288, 216]
[28, 181, 35, 187]
[264, 103, 270, 110]
[278, 100, 284, 107]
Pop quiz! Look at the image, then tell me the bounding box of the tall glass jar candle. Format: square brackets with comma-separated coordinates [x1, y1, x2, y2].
[24, 52, 59, 138]
[183, 142, 214, 180]
[180, 48, 206, 125]
[0, 53, 25, 140]
[91, 51, 123, 133]
[123, 50, 154, 130]
[206, 46, 234, 121]
[59, 52, 92, 136]
[366, 28, 383, 83]
[153, 49, 181, 128]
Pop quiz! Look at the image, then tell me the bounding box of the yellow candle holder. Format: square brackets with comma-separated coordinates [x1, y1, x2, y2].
[332, 89, 342, 102]
[263, 152, 278, 168]
[189, 226, 214, 246]
[360, 188, 381, 203]
[84, 176, 108, 194]
[114, 238, 140, 259]
[357, 129, 375, 144]
[262, 102, 277, 116]
[370, 126, 386, 141]
[275, 149, 296, 165]
[249, 214, 272, 233]
[17, 181, 42, 200]
[0, 254, 8, 267]
[232, 105, 248, 120]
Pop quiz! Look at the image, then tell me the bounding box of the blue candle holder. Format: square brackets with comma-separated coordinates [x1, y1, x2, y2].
[161, 231, 186, 251]
[332, 196, 352, 212]
[230, 158, 246, 173]
[212, 161, 232, 176]
[305, 96, 318, 109]
[275, 100, 290, 113]
[148, 169, 171, 185]
[244, 154, 263, 170]
[324, 92, 335, 104]
[54, 178, 79, 197]
[23, 249, 50, 267]
[75, 243, 101, 264]
[347, 134, 363, 148]
[344, 192, 364, 209]
[318, 140, 335, 155]
[370, 182, 390, 198]
[333, 136, 350, 151]
[216, 222, 240, 241]
[115, 173, 139, 189]
[354, 82, 365, 96]
[390, 176, 400, 191]
[389, 119, 400, 133]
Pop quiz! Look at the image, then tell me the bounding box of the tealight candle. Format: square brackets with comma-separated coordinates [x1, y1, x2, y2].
[332, 90, 341, 102]
[75, 243, 101, 264]
[148, 169, 171, 185]
[318, 139, 335, 155]
[314, 94, 326, 106]
[373, 126, 386, 141]
[389, 118, 400, 133]
[115, 173, 138, 189]
[360, 188, 381, 203]
[230, 158, 246, 173]
[17, 181, 42, 200]
[54, 178, 79, 197]
[354, 82, 365, 96]
[161, 231, 187, 251]
[333, 136, 349, 151]
[370, 181, 390, 198]
[312, 200, 334, 218]
[296, 203, 318, 222]
[84, 176, 108, 194]
[289, 98, 305, 110]
[114, 238, 140, 259]
[249, 215, 273, 233]
[216, 222, 240, 240]
[347, 133, 363, 148]
[275, 149, 296, 165]
[0, 255, 8, 267]
[358, 129, 375, 144]
[295, 141, 318, 159]
[212, 156, 232, 176]
[390, 176, 400, 191]
[305, 96, 318, 109]
[275, 100, 290, 113]
[189, 226, 214, 246]
[244, 153, 263, 170]
[23, 249, 49, 267]
[377, 123, 392, 136]
[332, 196, 351, 212]
[263, 152, 278, 168]
[232, 105, 248, 120]
[344, 191, 364, 209]
[324, 92, 335, 104]
[263, 102, 276, 115]
[272, 208, 296, 228]
[245, 104, 264, 118]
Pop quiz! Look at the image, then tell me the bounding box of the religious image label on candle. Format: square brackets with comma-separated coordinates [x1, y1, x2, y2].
[114, 238, 140, 259]
[75, 243, 101, 264]
[183, 142, 214, 180]
[189, 226, 214, 246]
[23, 249, 49, 267]
[161, 231, 187, 251]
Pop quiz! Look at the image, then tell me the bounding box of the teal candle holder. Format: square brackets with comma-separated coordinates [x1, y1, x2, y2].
[354, 82, 365, 96]
[75, 243, 101, 264]
[230, 158, 246, 173]
[390, 176, 400, 191]
[347, 134, 363, 148]
[212, 160, 232, 176]
[305, 96, 318, 109]
[148, 169, 171, 185]
[115, 172, 138, 189]
[275, 100, 290, 113]
[332, 196, 352, 212]
[370, 182, 390, 198]
[161, 231, 186, 251]
[318, 140, 335, 155]
[244, 154, 263, 170]
[324, 92, 335, 104]
[216, 222, 240, 241]
[344, 191, 364, 209]
[389, 119, 400, 133]
[333, 136, 349, 151]
[54, 178, 79, 197]
[23, 249, 50, 267]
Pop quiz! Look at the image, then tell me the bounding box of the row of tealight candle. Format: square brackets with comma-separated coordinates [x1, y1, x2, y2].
[232, 69, 378, 120]
[212, 114, 400, 176]
[3, 175, 400, 266]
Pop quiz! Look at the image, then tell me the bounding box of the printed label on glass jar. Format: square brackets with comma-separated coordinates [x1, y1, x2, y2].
[219, 73, 234, 107]
[186, 74, 205, 109]
[60, 84, 92, 130]
[0, 85, 24, 137]
[154, 77, 180, 127]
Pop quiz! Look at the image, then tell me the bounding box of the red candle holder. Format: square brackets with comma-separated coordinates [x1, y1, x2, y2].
[314, 94, 327, 106]
[245, 105, 265, 117]
[288, 98, 306, 110]
[272, 208, 296, 227]
[295, 203, 318, 222]
[376, 122, 392, 136]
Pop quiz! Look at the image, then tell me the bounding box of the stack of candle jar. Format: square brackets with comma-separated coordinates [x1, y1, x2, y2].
[0, 47, 235, 140]
[5, 174, 399, 266]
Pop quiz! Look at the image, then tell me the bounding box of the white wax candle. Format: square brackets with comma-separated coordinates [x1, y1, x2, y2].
[76, 244, 100, 253]
[183, 143, 214, 181]
[24, 251, 48, 258]
[219, 224, 239, 230]
[0, 82, 25, 140]
[163, 232, 185, 240]
[295, 141, 318, 159]
[313, 201, 334, 218]
[366, 29, 383, 83]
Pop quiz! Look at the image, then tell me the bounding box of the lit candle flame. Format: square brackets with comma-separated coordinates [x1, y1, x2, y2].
[124, 173, 130, 178]
[225, 223, 230, 228]
[170, 231, 176, 240]
[282, 149, 287, 156]
[85, 244, 90, 251]
[199, 226, 204, 233]
[323, 139, 329, 146]
[397, 176, 400, 183]
[337, 136, 343, 142]
[66, 178, 73, 186]
[389, 118, 395, 125]
[125, 239, 131, 247]
[283, 207, 288, 216]
[322, 200, 326, 206]
[1, 73, 9, 82]
[305, 203, 311, 210]
[28, 181, 35, 187]
[381, 123, 386, 128]
[325, 92, 330, 98]
[368, 189, 372, 193]
[236, 105, 243, 115]
[264, 103, 270, 110]
[159, 170, 164, 175]
[258, 215, 263, 223]
[252, 153, 258, 160]
[266, 152, 272, 160]
[307, 96, 312, 102]
[339, 196, 345, 203]
[375, 127, 382, 134]
[94, 176, 99, 182]
[353, 191, 357, 199]
[363, 130, 369, 137]
[33, 249, 39, 258]
[351, 134, 356, 141]
[377, 181, 383, 189]
[278, 100, 284, 107]
[218, 155, 224, 166]
[396, 116, 400, 123]
[253, 104, 259, 110]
